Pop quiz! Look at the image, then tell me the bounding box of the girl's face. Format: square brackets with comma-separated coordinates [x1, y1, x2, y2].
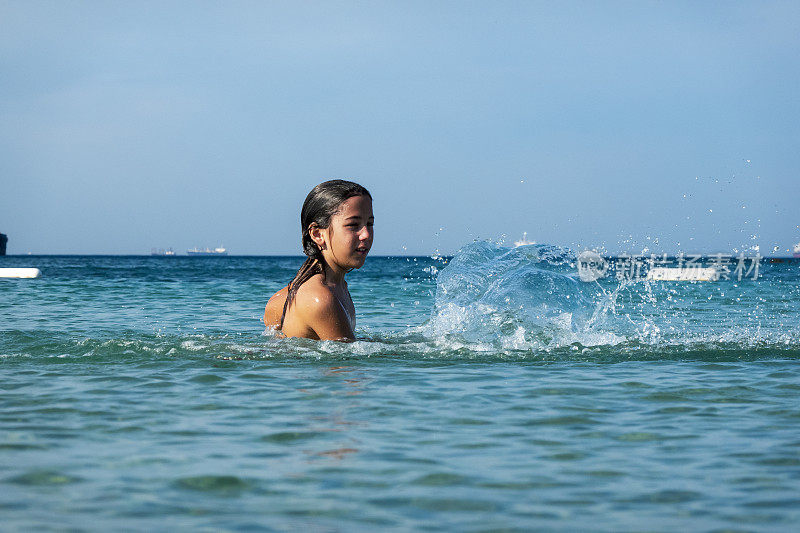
[317, 195, 374, 272]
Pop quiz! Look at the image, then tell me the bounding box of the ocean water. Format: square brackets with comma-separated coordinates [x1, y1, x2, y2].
[1, 243, 799, 531]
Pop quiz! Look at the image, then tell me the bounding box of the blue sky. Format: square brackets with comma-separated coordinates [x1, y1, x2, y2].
[1, 1, 798, 255]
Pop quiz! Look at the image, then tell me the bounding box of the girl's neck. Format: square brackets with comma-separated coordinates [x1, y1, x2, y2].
[321, 258, 346, 285]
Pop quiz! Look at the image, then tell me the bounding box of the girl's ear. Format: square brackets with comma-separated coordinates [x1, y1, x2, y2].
[309, 224, 326, 250]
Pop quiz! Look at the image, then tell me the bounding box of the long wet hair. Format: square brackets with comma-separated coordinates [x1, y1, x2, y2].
[280, 180, 372, 329]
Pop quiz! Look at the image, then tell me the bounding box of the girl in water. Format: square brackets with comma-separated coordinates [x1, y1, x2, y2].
[264, 180, 373, 341]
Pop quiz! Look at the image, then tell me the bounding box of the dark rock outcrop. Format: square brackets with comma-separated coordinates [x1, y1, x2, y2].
[0, 233, 7, 255]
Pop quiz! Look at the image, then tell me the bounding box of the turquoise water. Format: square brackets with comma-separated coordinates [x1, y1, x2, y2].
[2, 244, 799, 531]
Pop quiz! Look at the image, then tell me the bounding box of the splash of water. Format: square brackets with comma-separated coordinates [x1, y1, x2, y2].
[425, 241, 623, 351]
[420, 241, 800, 358]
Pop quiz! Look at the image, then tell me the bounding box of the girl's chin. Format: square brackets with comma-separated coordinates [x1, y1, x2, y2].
[350, 254, 368, 267]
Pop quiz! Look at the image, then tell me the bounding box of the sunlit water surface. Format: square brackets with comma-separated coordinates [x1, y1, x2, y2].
[2, 246, 799, 531]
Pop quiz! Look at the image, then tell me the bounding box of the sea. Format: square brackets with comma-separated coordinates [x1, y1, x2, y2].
[2, 242, 799, 532]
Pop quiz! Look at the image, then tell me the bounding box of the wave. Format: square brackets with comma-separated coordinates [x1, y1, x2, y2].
[4, 329, 800, 364]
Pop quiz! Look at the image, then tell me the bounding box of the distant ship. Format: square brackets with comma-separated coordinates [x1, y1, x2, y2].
[513, 232, 536, 247]
[187, 246, 228, 256]
[794, 242, 800, 259]
[151, 247, 176, 256]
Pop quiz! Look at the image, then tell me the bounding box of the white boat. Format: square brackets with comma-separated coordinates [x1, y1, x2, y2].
[0, 267, 40, 278]
[513, 232, 536, 247]
[151, 247, 176, 256]
[187, 246, 228, 256]
[794, 242, 800, 259]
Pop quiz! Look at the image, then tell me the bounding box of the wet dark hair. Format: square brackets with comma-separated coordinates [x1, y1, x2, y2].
[280, 180, 372, 330]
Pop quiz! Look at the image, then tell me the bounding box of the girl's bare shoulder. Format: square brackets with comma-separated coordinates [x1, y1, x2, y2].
[263, 276, 330, 326]
[263, 285, 289, 327]
[293, 276, 353, 339]
[293, 275, 337, 310]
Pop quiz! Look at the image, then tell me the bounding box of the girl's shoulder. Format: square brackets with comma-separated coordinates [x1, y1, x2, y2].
[264, 274, 353, 340]
[263, 285, 289, 328]
[293, 274, 338, 309]
[263, 275, 332, 325]
[292, 275, 354, 340]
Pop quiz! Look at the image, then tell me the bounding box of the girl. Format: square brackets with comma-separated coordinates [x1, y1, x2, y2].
[264, 180, 373, 341]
